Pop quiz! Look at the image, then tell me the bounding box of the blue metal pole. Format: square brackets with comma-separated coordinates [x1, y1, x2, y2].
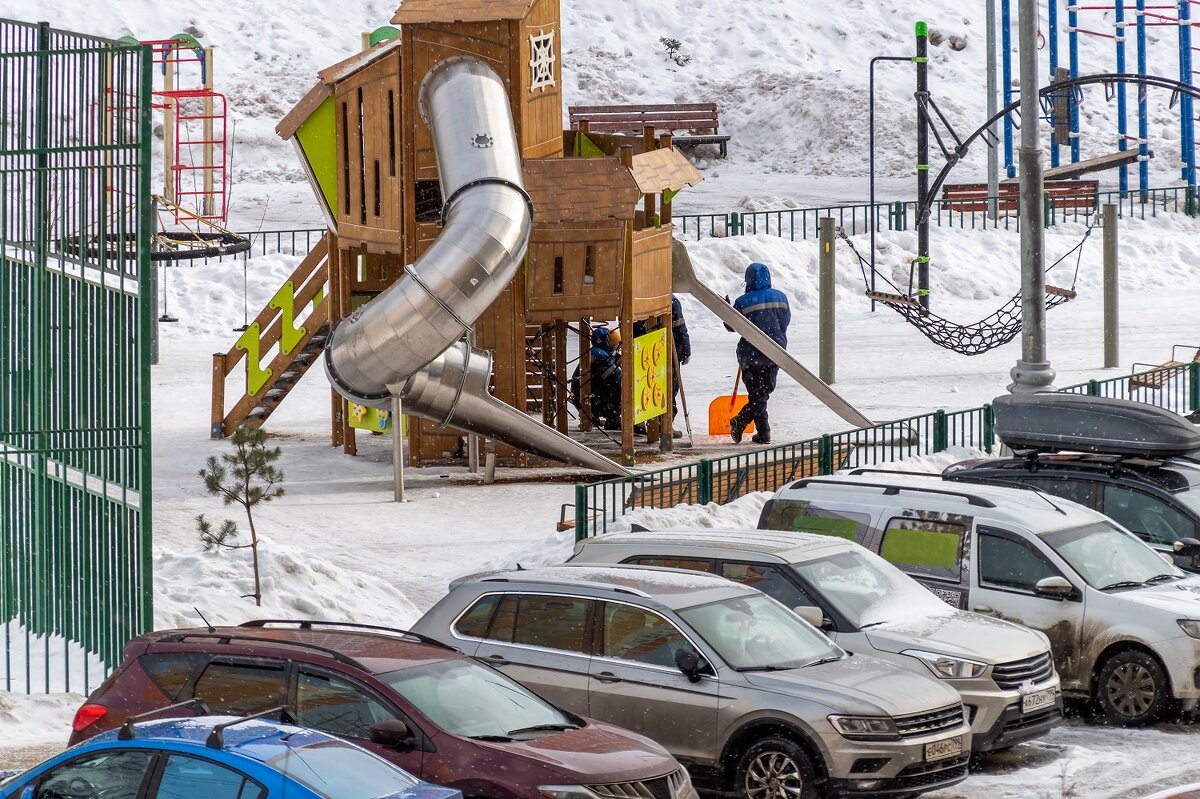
[1069, 0, 1082, 163]
[1050, 0, 1061, 169]
[1003, 0, 1016, 177]
[1180, 0, 1196, 189]
[1137, 0, 1150, 198]
[1116, 0, 1130, 195]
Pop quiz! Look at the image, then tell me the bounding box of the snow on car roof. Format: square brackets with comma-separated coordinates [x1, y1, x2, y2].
[474, 564, 753, 608]
[583, 528, 857, 561]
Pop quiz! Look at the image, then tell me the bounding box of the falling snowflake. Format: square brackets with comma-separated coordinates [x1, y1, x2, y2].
[529, 30, 556, 92]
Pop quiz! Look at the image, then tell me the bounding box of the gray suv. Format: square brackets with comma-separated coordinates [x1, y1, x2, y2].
[413, 565, 972, 799]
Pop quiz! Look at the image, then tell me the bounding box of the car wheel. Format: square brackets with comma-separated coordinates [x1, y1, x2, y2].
[1095, 649, 1172, 725]
[735, 735, 817, 799]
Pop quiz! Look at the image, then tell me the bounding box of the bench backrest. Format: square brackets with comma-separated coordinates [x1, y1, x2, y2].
[940, 180, 1098, 212]
[569, 102, 720, 133]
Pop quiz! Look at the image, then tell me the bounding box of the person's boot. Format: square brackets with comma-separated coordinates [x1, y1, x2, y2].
[751, 420, 771, 444]
[634, 423, 647, 436]
[603, 417, 620, 431]
[730, 414, 748, 444]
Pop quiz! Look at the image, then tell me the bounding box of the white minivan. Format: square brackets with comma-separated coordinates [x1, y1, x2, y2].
[570, 528, 1062, 751]
[759, 474, 1200, 725]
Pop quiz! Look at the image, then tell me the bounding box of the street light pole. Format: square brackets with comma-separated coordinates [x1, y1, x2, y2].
[1009, 0, 1056, 394]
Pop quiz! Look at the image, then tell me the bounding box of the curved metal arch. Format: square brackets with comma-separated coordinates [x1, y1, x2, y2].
[919, 73, 1200, 223]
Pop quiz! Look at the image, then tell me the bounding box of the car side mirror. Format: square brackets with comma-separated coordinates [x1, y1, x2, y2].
[1034, 576, 1075, 599]
[792, 606, 832, 631]
[1172, 537, 1200, 556]
[675, 648, 705, 683]
[369, 719, 414, 749]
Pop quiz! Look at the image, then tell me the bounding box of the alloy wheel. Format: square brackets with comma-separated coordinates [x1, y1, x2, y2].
[744, 750, 805, 799]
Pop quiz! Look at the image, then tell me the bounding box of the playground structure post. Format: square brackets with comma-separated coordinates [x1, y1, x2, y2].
[1010, 0, 1057, 394]
[203, 46, 215, 217]
[1179, 0, 1195, 190]
[1102, 204, 1119, 368]
[915, 21, 931, 311]
[818, 217, 836, 385]
[392, 394, 406, 503]
[1001, 0, 1015, 178]
[986, 0, 1000, 217]
[867, 52, 911, 312]
[1137, 0, 1150, 199]
[1115, 0, 1129, 196]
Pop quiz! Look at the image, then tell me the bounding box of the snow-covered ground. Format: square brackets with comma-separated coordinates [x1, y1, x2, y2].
[3, 0, 1200, 795]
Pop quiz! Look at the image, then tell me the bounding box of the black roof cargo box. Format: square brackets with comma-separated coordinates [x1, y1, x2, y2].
[992, 393, 1200, 457]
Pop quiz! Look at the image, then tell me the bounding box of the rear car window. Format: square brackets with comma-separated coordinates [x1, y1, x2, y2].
[512, 595, 589, 653]
[627, 556, 713, 571]
[192, 662, 287, 716]
[140, 652, 208, 701]
[760, 500, 870, 541]
[454, 594, 499, 638]
[880, 520, 965, 582]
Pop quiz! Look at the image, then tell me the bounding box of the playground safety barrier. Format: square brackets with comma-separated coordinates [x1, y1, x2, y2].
[572, 362, 1200, 539]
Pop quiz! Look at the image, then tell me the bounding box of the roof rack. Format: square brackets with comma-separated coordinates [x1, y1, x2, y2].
[155, 632, 369, 671]
[117, 699, 209, 740]
[479, 574, 651, 598]
[792, 477, 997, 508]
[206, 706, 294, 749]
[845, 468, 942, 478]
[239, 619, 456, 651]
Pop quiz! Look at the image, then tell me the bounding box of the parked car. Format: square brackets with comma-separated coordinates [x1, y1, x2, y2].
[1, 714, 463, 799]
[944, 394, 1200, 571]
[70, 620, 694, 799]
[413, 564, 972, 799]
[568, 527, 1062, 752]
[758, 472, 1200, 725]
[1143, 786, 1200, 799]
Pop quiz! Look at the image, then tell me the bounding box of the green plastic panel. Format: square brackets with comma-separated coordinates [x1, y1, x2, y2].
[296, 95, 338, 220]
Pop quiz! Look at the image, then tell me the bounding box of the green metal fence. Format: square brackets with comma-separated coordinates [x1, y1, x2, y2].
[1, 20, 153, 694]
[573, 363, 1199, 539]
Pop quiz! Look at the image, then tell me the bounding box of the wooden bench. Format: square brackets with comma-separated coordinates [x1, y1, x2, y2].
[940, 179, 1098, 214]
[568, 103, 730, 157]
[1129, 345, 1200, 390]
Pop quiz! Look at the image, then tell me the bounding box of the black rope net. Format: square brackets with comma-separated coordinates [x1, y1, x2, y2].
[840, 224, 1093, 357]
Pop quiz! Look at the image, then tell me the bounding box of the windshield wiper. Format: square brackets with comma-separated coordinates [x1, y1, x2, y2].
[803, 654, 844, 668]
[1099, 580, 1145, 591]
[737, 665, 796, 672]
[859, 621, 889, 629]
[467, 734, 514, 742]
[506, 723, 580, 736]
[1144, 573, 1180, 584]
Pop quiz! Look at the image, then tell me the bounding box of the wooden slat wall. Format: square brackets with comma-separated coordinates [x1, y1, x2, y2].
[525, 223, 624, 321]
[517, 0, 563, 159]
[630, 225, 673, 320]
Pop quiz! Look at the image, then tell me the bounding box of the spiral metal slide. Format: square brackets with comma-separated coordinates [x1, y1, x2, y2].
[323, 56, 630, 477]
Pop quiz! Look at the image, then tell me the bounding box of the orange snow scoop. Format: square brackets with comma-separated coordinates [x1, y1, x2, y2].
[708, 368, 755, 436]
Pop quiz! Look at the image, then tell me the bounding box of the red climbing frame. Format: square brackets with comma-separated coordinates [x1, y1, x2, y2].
[153, 87, 229, 223]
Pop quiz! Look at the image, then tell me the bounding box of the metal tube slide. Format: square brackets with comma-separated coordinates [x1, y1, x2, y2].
[671, 239, 873, 429]
[324, 56, 629, 476]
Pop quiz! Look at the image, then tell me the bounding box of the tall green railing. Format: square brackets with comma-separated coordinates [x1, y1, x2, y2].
[573, 363, 1199, 539]
[1, 20, 154, 694]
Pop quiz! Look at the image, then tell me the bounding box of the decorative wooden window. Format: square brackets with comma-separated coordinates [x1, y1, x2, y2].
[528, 30, 556, 92]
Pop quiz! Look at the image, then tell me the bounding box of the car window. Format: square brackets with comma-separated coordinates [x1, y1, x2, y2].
[679, 594, 840, 670]
[154, 755, 264, 799]
[455, 594, 500, 638]
[33, 749, 154, 799]
[1021, 478, 1096, 508]
[192, 662, 287, 716]
[1044, 521, 1182, 589]
[600, 603, 693, 668]
[788, 549, 954, 627]
[880, 519, 965, 582]
[296, 670, 393, 740]
[720, 562, 816, 608]
[487, 595, 518, 642]
[760, 500, 870, 541]
[139, 653, 209, 702]
[978, 530, 1061, 593]
[512, 595, 590, 654]
[1102, 485, 1192, 545]
[626, 556, 713, 572]
[266, 740, 418, 799]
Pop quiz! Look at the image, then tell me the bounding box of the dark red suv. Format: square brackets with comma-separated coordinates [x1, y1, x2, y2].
[71, 621, 695, 799]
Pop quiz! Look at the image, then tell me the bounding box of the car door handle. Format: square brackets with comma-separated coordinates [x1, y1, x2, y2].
[483, 654, 510, 666]
[594, 672, 622, 684]
[972, 605, 994, 614]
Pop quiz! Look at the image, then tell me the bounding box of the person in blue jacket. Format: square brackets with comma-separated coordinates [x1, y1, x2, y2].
[587, 326, 622, 430]
[725, 262, 791, 444]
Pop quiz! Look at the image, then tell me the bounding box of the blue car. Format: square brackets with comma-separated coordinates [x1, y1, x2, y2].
[0, 714, 465, 799]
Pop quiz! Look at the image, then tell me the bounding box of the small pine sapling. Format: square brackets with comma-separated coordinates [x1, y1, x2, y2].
[196, 424, 285, 606]
[659, 36, 692, 67]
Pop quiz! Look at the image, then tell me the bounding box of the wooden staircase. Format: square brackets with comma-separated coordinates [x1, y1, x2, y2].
[211, 236, 331, 438]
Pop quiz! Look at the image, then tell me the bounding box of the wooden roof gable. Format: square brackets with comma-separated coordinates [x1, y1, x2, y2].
[317, 36, 404, 86]
[629, 148, 703, 194]
[392, 0, 537, 24]
[523, 158, 640, 224]
[276, 82, 330, 140]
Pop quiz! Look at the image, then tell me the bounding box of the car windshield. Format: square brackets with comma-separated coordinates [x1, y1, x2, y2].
[789, 549, 954, 628]
[1173, 482, 1200, 516]
[678, 593, 842, 670]
[268, 739, 419, 799]
[1043, 521, 1183, 589]
[381, 657, 572, 738]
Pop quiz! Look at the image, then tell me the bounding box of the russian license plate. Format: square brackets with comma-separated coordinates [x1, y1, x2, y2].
[1022, 687, 1057, 714]
[924, 736, 962, 763]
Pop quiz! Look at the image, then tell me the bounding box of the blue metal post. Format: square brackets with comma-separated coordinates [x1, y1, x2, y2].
[1137, 0, 1150, 198]
[1050, 0, 1061, 168]
[1069, 0, 1082, 163]
[1180, 0, 1196, 189]
[1116, 0, 1130, 195]
[1002, 0, 1016, 177]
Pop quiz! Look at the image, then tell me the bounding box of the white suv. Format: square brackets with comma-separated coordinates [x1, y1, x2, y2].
[758, 474, 1200, 725]
[570, 528, 1062, 751]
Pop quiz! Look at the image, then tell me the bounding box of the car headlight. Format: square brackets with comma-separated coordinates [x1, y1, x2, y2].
[903, 649, 988, 679]
[673, 768, 694, 799]
[828, 715, 900, 740]
[1178, 620, 1200, 639]
[539, 787, 598, 799]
